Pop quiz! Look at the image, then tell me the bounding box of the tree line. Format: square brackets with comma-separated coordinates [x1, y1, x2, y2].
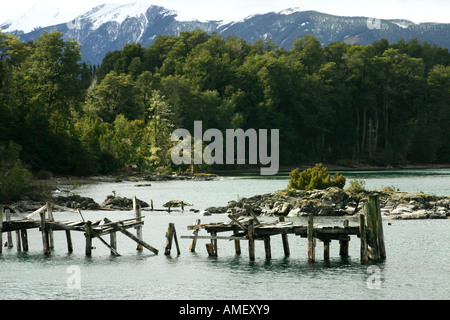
[1, 29, 449, 182]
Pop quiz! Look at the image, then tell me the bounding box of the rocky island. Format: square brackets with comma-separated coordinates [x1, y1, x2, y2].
[203, 186, 450, 220]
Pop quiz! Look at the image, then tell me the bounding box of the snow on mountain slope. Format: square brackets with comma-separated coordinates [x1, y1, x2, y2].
[0, 2, 78, 33]
[79, 2, 168, 30]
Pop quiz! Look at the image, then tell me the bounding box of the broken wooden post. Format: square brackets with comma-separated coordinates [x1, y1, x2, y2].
[279, 216, 290, 257]
[339, 220, 349, 257]
[323, 239, 330, 260]
[104, 218, 158, 254]
[173, 224, 180, 255]
[95, 234, 120, 256]
[15, 230, 21, 252]
[46, 202, 54, 251]
[110, 231, 117, 254]
[40, 211, 50, 255]
[209, 230, 218, 257]
[233, 227, 241, 255]
[133, 197, 143, 251]
[165, 223, 180, 255]
[248, 218, 255, 261]
[5, 209, 12, 249]
[189, 219, 201, 252]
[65, 230, 73, 253]
[364, 193, 386, 260]
[20, 229, 28, 251]
[264, 237, 271, 260]
[307, 213, 315, 262]
[359, 213, 368, 262]
[205, 243, 214, 256]
[246, 207, 260, 225]
[85, 221, 93, 256]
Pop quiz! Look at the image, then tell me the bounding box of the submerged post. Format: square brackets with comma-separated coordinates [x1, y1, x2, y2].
[133, 197, 143, 251]
[85, 221, 93, 256]
[66, 230, 73, 253]
[264, 237, 271, 260]
[323, 240, 330, 260]
[363, 193, 386, 260]
[233, 227, 242, 255]
[165, 223, 180, 255]
[40, 211, 50, 255]
[339, 220, 349, 257]
[359, 213, 368, 262]
[46, 202, 54, 251]
[307, 213, 315, 262]
[279, 217, 290, 257]
[6, 209, 12, 249]
[248, 219, 255, 261]
[189, 219, 201, 252]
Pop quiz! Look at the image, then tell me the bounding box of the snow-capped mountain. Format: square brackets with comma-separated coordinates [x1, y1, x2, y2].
[0, 2, 79, 34]
[3, 2, 450, 65]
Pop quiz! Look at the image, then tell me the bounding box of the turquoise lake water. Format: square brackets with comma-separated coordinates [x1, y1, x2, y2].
[1, 169, 449, 300]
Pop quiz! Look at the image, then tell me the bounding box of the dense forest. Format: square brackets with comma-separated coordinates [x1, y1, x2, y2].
[1, 29, 450, 187]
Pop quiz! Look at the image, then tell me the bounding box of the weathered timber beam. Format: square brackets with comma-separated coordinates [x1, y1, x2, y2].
[181, 235, 248, 240]
[104, 218, 159, 254]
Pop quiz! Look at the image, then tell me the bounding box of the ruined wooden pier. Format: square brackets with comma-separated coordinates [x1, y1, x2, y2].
[0, 197, 159, 256]
[182, 194, 386, 263]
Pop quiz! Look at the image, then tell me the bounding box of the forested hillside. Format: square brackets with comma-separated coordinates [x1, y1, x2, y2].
[1, 29, 449, 182]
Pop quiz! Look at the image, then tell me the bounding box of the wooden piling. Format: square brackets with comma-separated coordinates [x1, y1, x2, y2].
[189, 219, 201, 252]
[206, 243, 214, 256]
[85, 221, 93, 256]
[307, 213, 315, 262]
[264, 237, 271, 260]
[95, 234, 120, 256]
[323, 240, 330, 260]
[248, 219, 255, 261]
[40, 211, 50, 255]
[210, 230, 218, 257]
[173, 224, 180, 255]
[20, 229, 28, 251]
[364, 194, 386, 260]
[233, 227, 241, 255]
[103, 218, 159, 254]
[339, 220, 349, 257]
[165, 223, 180, 255]
[15, 230, 21, 252]
[46, 202, 54, 251]
[6, 209, 12, 249]
[359, 213, 368, 262]
[66, 230, 73, 253]
[279, 217, 290, 257]
[110, 231, 117, 254]
[133, 197, 143, 251]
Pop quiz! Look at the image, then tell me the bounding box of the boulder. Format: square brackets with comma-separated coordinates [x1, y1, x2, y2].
[102, 195, 149, 210]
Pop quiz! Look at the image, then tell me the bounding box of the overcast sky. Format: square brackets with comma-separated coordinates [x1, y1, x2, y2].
[1, 0, 450, 24]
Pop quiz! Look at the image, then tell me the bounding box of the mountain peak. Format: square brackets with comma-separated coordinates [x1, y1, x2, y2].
[79, 2, 175, 30]
[0, 2, 77, 33]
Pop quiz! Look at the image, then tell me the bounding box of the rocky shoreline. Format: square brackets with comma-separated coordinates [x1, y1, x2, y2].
[3, 170, 449, 220]
[203, 187, 450, 220]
